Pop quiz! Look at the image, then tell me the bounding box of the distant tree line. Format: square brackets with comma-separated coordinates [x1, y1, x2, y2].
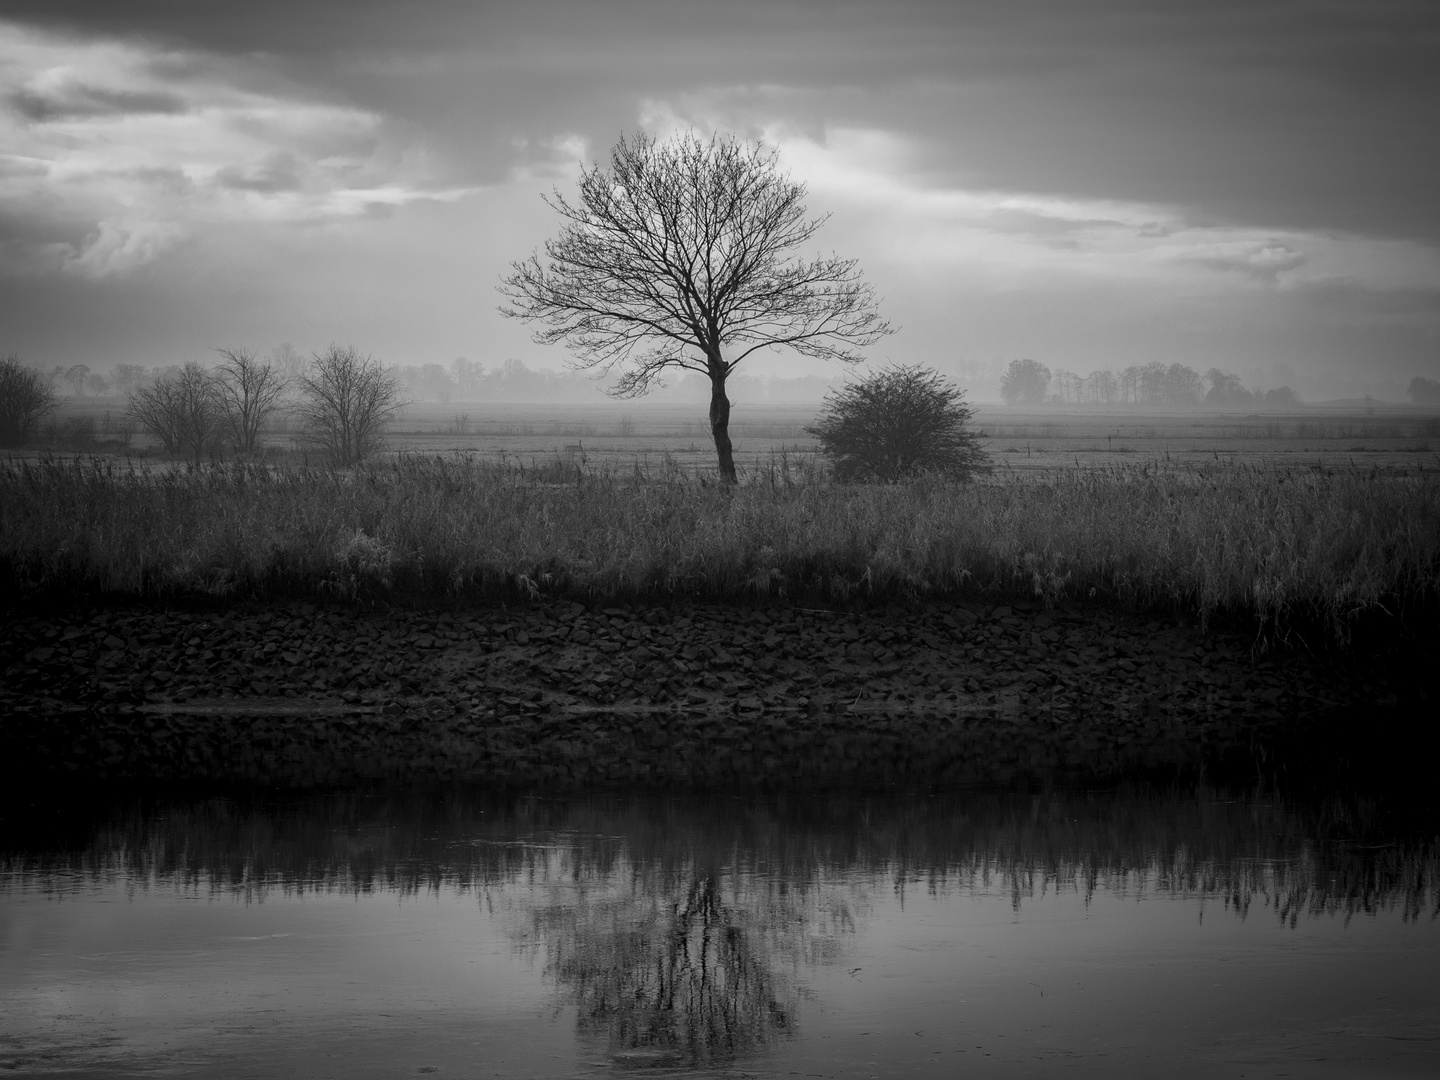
[0, 346, 407, 463]
[999, 358, 1300, 408]
[393, 357, 839, 404]
[1410, 377, 1440, 406]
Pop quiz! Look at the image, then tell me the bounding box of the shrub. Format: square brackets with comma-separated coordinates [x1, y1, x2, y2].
[295, 345, 407, 466]
[807, 364, 991, 482]
[0, 354, 58, 446]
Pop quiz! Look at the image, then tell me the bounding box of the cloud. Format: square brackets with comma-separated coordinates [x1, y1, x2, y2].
[0, 20, 477, 277]
[10, 80, 187, 121]
[738, 123, 1440, 302]
[214, 151, 303, 194]
[61, 217, 185, 277]
[1181, 242, 1308, 284]
[504, 132, 593, 186]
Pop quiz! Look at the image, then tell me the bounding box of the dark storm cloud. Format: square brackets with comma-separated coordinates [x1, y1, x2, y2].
[9, 82, 187, 120]
[8, 0, 1437, 242]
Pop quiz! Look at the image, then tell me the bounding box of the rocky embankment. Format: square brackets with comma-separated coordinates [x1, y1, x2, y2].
[0, 599, 1423, 789]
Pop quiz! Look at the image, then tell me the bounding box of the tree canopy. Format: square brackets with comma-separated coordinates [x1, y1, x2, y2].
[499, 130, 892, 482]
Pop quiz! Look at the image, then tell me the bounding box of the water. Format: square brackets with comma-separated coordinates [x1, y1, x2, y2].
[2, 787, 1437, 1078]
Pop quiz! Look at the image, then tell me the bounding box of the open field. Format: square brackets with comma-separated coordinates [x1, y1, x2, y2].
[28, 398, 1440, 476]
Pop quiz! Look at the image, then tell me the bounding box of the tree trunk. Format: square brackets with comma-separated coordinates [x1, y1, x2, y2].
[708, 369, 737, 484]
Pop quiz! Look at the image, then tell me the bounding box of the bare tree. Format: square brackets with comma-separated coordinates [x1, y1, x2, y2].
[295, 345, 407, 466]
[268, 342, 307, 386]
[63, 364, 92, 396]
[808, 364, 990, 482]
[126, 363, 224, 463]
[500, 131, 893, 483]
[213, 347, 287, 456]
[111, 364, 149, 397]
[0, 353, 58, 446]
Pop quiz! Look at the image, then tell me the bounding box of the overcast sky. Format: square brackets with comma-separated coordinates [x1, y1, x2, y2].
[2, 0, 1437, 399]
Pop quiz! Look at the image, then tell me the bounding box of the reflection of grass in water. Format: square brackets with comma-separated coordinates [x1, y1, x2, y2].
[3, 455, 1438, 634]
[6, 788, 1436, 925]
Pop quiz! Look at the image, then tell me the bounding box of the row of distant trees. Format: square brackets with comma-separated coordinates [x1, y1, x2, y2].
[394, 358, 840, 404]
[0, 347, 404, 463]
[999, 358, 1302, 408]
[24, 353, 836, 407]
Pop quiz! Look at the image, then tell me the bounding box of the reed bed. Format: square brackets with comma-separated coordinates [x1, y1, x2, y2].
[3, 453, 1437, 633]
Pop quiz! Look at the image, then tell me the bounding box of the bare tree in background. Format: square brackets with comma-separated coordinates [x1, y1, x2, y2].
[500, 131, 893, 483]
[213, 347, 287, 456]
[295, 345, 407, 466]
[112, 364, 149, 397]
[269, 342, 307, 385]
[62, 364, 91, 396]
[0, 354, 58, 446]
[126, 363, 224, 463]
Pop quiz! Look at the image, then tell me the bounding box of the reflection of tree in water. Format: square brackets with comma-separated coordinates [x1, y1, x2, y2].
[510, 853, 858, 1069]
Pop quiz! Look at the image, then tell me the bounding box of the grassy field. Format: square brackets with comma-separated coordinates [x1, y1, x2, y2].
[32, 398, 1440, 476]
[3, 444, 1437, 639]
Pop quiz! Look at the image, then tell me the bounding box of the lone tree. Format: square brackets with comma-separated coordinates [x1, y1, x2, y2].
[499, 131, 893, 483]
[296, 345, 407, 466]
[808, 364, 990, 482]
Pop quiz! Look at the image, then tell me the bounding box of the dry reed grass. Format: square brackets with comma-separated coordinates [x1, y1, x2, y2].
[3, 453, 1436, 634]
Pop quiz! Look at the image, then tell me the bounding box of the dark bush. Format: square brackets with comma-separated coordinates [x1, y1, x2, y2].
[807, 364, 991, 482]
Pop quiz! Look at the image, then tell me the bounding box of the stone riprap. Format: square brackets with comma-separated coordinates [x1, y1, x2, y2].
[0, 600, 1413, 788]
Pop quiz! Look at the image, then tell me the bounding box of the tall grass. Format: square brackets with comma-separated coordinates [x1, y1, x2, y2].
[2, 453, 1437, 633]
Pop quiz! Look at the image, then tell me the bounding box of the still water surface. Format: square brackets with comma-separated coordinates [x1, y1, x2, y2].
[2, 787, 1437, 1078]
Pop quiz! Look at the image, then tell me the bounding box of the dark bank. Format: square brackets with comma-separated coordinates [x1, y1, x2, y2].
[2, 594, 1435, 790]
